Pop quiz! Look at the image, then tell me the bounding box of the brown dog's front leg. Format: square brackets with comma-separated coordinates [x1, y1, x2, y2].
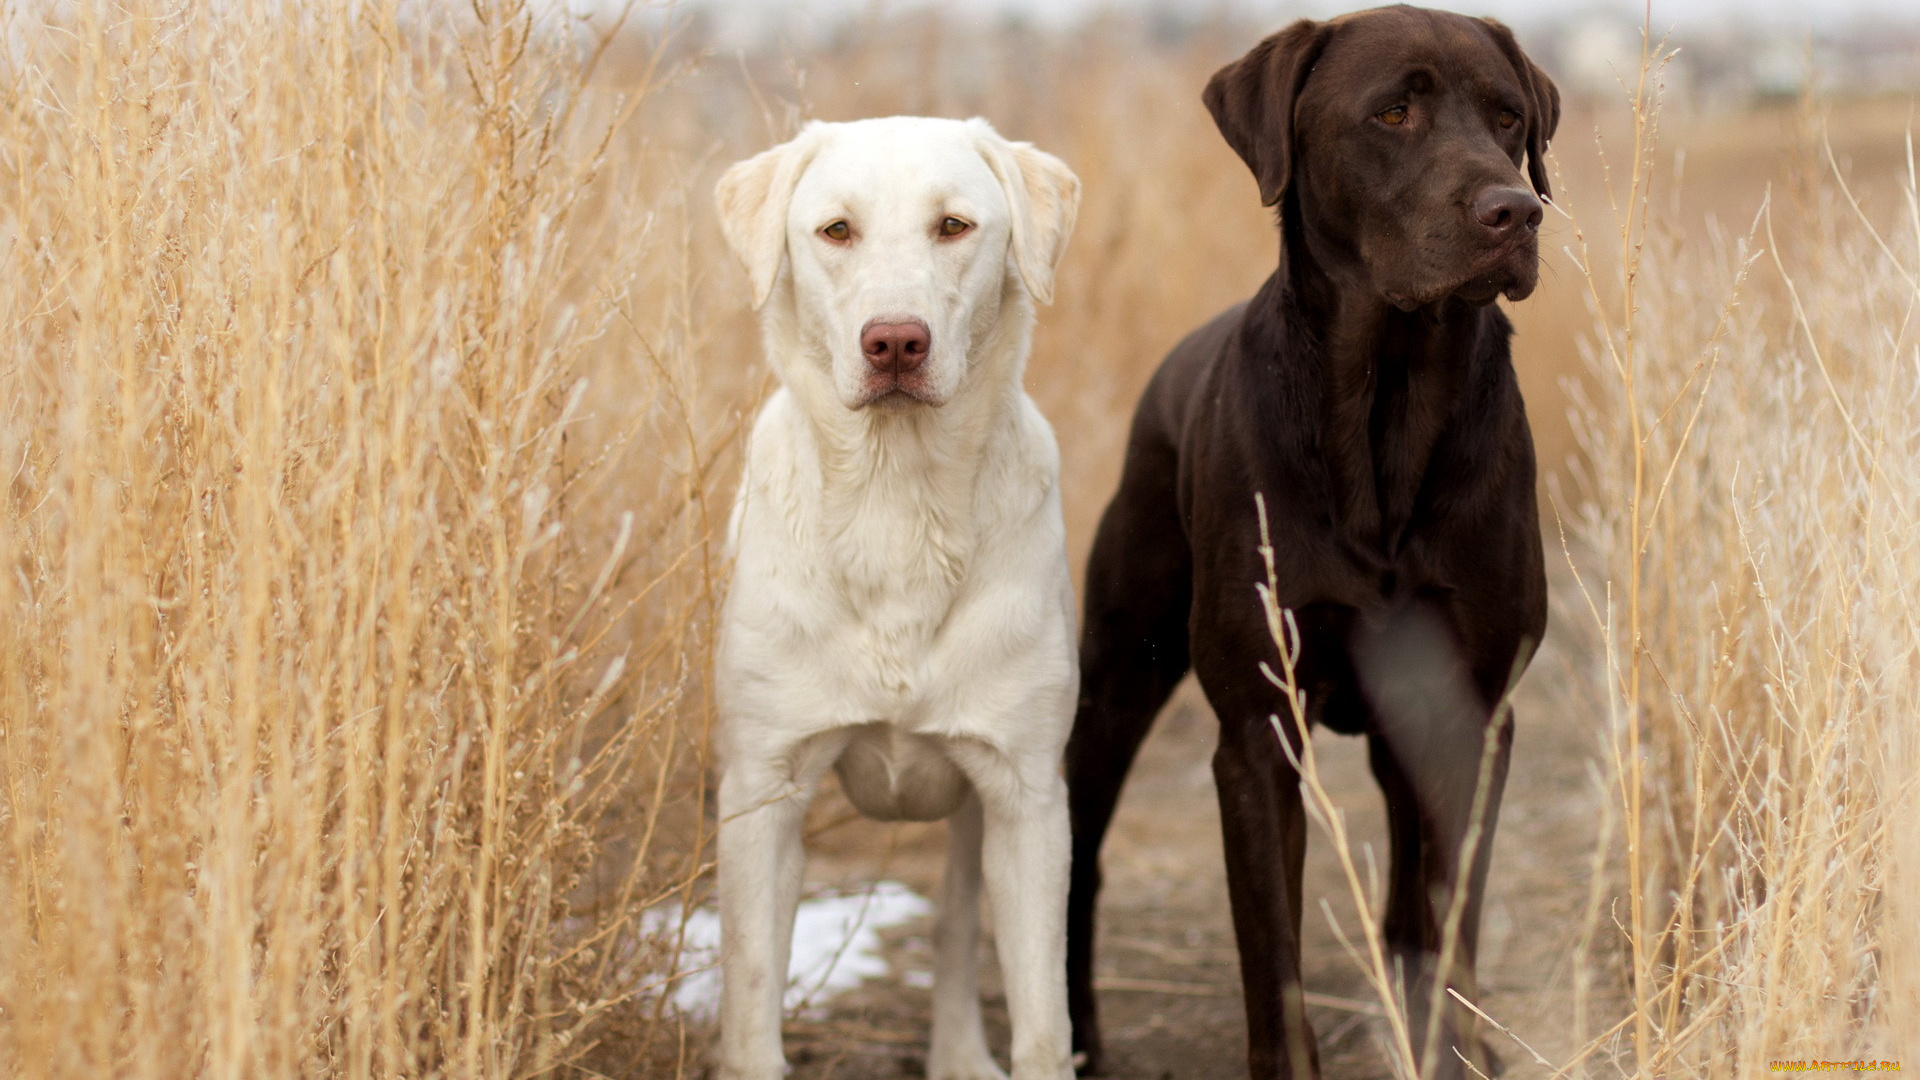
[1357, 607, 1515, 1079]
[1213, 717, 1318, 1080]
[1367, 724, 1510, 1079]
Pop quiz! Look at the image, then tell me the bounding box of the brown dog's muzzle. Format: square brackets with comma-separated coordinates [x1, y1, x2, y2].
[1435, 183, 1544, 305]
[1471, 186, 1542, 243]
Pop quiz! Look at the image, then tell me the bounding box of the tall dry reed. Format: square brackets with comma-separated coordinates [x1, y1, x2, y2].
[0, 3, 722, 1077]
[1559, 43, 1920, 1074]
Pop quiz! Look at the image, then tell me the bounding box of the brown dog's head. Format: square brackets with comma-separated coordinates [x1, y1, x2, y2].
[1205, 5, 1560, 310]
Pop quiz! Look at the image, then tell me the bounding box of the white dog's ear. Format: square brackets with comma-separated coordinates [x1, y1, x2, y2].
[972, 120, 1081, 306]
[715, 127, 821, 310]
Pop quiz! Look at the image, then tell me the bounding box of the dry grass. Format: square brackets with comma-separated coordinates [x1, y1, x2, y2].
[0, 4, 1913, 1078]
[1555, 44, 1920, 1076]
[0, 2, 725, 1077]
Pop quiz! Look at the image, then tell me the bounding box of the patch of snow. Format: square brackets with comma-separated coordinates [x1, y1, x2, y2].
[640, 881, 932, 1020]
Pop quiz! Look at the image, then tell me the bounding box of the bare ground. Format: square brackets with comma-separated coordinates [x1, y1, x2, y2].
[773, 597, 1627, 1080]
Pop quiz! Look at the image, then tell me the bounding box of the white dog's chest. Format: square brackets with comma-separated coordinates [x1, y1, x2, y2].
[719, 391, 1073, 742]
[837, 487, 976, 683]
[736, 508, 978, 721]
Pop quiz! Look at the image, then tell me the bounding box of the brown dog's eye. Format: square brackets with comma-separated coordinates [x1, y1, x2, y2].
[1499, 109, 1522, 130]
[938, 216, 973, 238]
[1377, 105, 1409, 126]
[821, 221, 851, 242]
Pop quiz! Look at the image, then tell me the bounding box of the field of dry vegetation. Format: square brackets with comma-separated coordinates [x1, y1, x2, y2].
[0, 2, 1913, 1078]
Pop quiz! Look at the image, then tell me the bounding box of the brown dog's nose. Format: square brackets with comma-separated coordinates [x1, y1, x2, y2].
[1472, 187, 1544, 240]
[861, 318, 931, 374]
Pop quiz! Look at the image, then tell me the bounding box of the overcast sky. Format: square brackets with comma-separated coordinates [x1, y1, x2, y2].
[690, 0, 1920, 32]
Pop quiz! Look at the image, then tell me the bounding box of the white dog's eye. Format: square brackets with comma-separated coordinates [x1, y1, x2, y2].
[821, 220, 851, 242]
[937, 216, 972, 238]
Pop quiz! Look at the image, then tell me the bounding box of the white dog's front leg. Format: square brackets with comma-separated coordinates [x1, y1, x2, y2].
[973, 764, 1074, 1080]
[717, 760, 817, 1080]
[928, 791, 1008, 1080]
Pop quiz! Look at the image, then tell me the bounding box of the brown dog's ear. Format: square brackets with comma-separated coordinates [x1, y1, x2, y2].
[1481, 19, 1561, 201]
[971, 119, 1082, 306]
[714, 124, 824, 310]
[1202, 19, 1333, 208]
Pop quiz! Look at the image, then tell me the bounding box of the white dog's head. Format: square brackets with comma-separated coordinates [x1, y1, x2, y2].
[715, 117, 1080, 411]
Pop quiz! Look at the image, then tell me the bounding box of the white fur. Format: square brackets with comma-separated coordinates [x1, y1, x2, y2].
[712, 116, 1082, 1080]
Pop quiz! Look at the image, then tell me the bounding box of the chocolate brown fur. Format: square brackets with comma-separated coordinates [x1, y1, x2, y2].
[1063, 8, 1558, 1078]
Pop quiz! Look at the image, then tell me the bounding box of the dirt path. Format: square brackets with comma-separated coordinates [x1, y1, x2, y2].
[783, 604, 1620, 1080]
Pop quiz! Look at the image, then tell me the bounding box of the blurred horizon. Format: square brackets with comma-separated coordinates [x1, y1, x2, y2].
[662, 0, 1920, 35]
[599, 0, 1920, 117]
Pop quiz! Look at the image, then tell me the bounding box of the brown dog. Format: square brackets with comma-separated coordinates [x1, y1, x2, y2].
[1063, 7, 1558, 1079]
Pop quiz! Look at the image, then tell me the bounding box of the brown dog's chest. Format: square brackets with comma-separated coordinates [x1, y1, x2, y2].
[1177, 304, 1543, 732]
[1322, 348, 1472, 561]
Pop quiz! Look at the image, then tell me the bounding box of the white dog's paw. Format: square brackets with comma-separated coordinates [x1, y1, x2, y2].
[926, 1043, 1009, 1080]
[1005, 1047, 1077, 1080]
[713, 1055, 791, 1080]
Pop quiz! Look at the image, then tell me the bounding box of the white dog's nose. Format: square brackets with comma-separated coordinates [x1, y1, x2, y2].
[860, 318, 930, 375]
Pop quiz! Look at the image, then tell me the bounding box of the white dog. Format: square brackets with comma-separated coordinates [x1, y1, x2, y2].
[711, 116, 1082, 1080]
